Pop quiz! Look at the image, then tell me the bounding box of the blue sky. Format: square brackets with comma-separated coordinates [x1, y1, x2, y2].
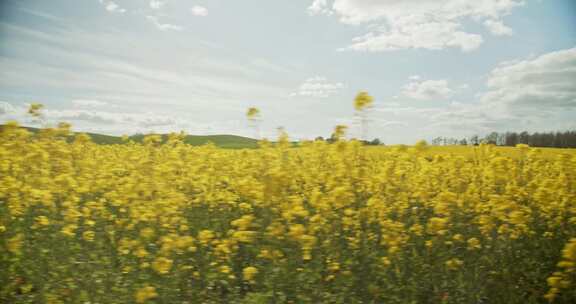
[0, 0, 575, 143]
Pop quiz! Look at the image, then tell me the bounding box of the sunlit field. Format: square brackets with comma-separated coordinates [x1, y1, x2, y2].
[1, 122, 575, 304]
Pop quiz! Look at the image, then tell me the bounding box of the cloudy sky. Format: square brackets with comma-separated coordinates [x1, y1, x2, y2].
[1, 0, 575, 143]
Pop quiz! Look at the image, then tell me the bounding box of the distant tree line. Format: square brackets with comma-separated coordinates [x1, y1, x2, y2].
[431, 130, 576, 148]
[314, 136, 383, 146]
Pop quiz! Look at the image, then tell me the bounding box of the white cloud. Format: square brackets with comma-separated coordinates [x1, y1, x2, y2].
[374, 106, 438, 117]
[0, 101, 16, 115]
[0, 24, 293, 133]
[98, 0, 127, 14]
[72, 99, 109, 108]
[0, 100, 258, 137]
[150, 0, 165, 10]
[146, 15, 183, 31]
[401, 78, 454, 100]
[290, 76, 345, 98]
[0, 102, 34, 125]
[45, 109, 131, 125]
[191, 5, 209, 17]
[309, 0, 524, 52]
[484, 19, 514, 36]
[420, 47, 576, 134]
[481, 47, 576, 109]
[344, 19, 483, 52]
[308, 0, 333, 16]
[373, 119, 408, 128]
[21, 107, 180, 130]
[312, 0, 523, 26]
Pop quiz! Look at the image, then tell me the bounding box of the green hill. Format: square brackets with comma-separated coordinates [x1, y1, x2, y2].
[128, 133, 258, 149]
[1, 125, 258, 149]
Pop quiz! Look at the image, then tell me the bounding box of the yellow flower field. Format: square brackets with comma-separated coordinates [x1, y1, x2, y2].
[1, 122, 575, 303]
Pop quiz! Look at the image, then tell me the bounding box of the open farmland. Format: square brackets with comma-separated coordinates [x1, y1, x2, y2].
[1, 123, 575, 303]
[2, 0, 576, 303]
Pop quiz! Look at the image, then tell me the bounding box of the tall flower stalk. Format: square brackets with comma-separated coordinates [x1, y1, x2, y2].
[353, 92, 374, 141]
[246, 107, 261, 139]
